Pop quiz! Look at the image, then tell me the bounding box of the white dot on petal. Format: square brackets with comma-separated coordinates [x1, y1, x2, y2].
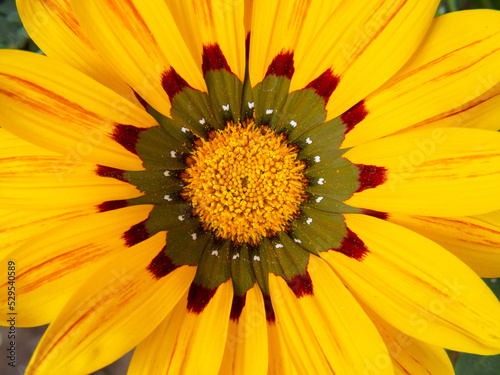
[306, 218, 313, 225]
[314, 156, 321, 163]
[191, 233, 197, 240]
[178, 215, 185, 221]
[248, 102, 255, 108]
[211, 250, 219, 256]
[290, 120, 297, 128]
[199, 118, 206, 125]
[181, 127, 189, 133]
[170, 151, 177, 158]
[316, 196, 324, 203]
[266, 109, 274, 115]
[222, 104, 230, 111]
[306, 137, 312, 144]
[275, 243, 284, 249]
[318, 178, 325, 185]
[163, 170, 170, 176]
[232, 253, 240, 260]
[294, 238, 302, 244]
[253, 255, 261, 262]
[164, 195, 172, 201]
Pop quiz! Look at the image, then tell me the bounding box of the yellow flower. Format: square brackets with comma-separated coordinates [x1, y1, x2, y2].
[1, 0, 500, 374]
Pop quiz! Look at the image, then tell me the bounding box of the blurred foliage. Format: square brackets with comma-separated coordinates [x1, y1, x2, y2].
[1, 0, 500, 373]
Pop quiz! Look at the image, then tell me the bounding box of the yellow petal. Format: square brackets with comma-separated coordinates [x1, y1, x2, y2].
[129, 281, 233, 375]
[290, 0, 439, 119]
[0, 205, 152, 326]
[343, 9, 500, 148]
[0, 157, 140, 210]
[269, 256, 393, 375]
[26, 232, 196, 375]
[389, 211, 500, 278]
[165, 0, 246, 81]
[249, 0, 341, 85]
[17, 0, 139, 103]
[72, 0, 206, 115]
[267, 322, 298, 375]
[365, 307, 454, 375]
[219, 284, 268, 375]
[322, 214, 500, 354]
[0, 207, 95, 261]
[344, 127, 500, 217]
[0, 50, 156, 170]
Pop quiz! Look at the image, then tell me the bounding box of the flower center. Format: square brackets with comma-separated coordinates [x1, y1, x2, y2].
[182, 121, 308, 245]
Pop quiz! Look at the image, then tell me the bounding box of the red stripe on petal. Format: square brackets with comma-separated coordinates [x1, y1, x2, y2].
[95, 165, 127, 182]
[97, 200, 129, 213]
[187, 283, 217, 314]
[147, 246, 179, 280]
[161, 67, 193, 101]
[341, 100, 368, 134]
[361, 209, 389, 220]
[230, 293, 247, 322]
[263, 293, 276, 323]
[286, 272, 313, 298]
[333, 227, 369, 261]
[123, 220, 149, 247]
[265, 51, 295, 80]
[112, 124, 147, 155]
[355, 164, 388, 192]
[306, 69, 340, 103]
[202, 44, 232, 76]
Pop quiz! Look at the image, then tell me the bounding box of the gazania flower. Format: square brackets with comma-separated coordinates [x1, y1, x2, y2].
[2, 0, 500, 374]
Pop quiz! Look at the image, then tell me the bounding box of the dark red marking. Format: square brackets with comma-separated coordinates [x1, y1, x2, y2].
[187, 283, 217, 314]
[286, 272, 313, 298]
[95, 165, 127, 182]
[245, 32, 251, 61]
[306, 69, 340, 103]
[112, 124, 146, 155]
[97, 200, 128, 213]
[355, 164, 388, 193]
[230, 293, 247, 322]
[362, 209, 389, 221]
[147, 246, 179, 280]
[161, 67, 193, 101]
[265, 51, 295, 80]
[123, 220, 149, 247]
[263, 294, 276, 323]
[341, 100, 368, 134]
[133, 90, 149, 111]
[202, 44, 232, 76]
[333, 228, 369, 261]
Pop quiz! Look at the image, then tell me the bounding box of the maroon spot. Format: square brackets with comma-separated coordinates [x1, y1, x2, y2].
[202, 44, 232, 76]
[286, 272, 313, 298]
[265, 51, 295, 80]
[306, 69, 340, 103]
[187, 283, 217, 314]
[123, 220, 149, 247]
[341, 100, 368, 134]
[147, 246, 179, 280]
[245, 32, 251, 61]
[112, 124, 146, 155]
[161, 67, 193, 101]
[97, 200, 128, 213]
[333, 228, 369, 261]
[133, 90, 148, 111]
[355, 164, 388, 193]
[263, 294, 276, 323]
[95, 165, 126, 182]
[230, 293, 247, 322]
[362, 209, 389, 221]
